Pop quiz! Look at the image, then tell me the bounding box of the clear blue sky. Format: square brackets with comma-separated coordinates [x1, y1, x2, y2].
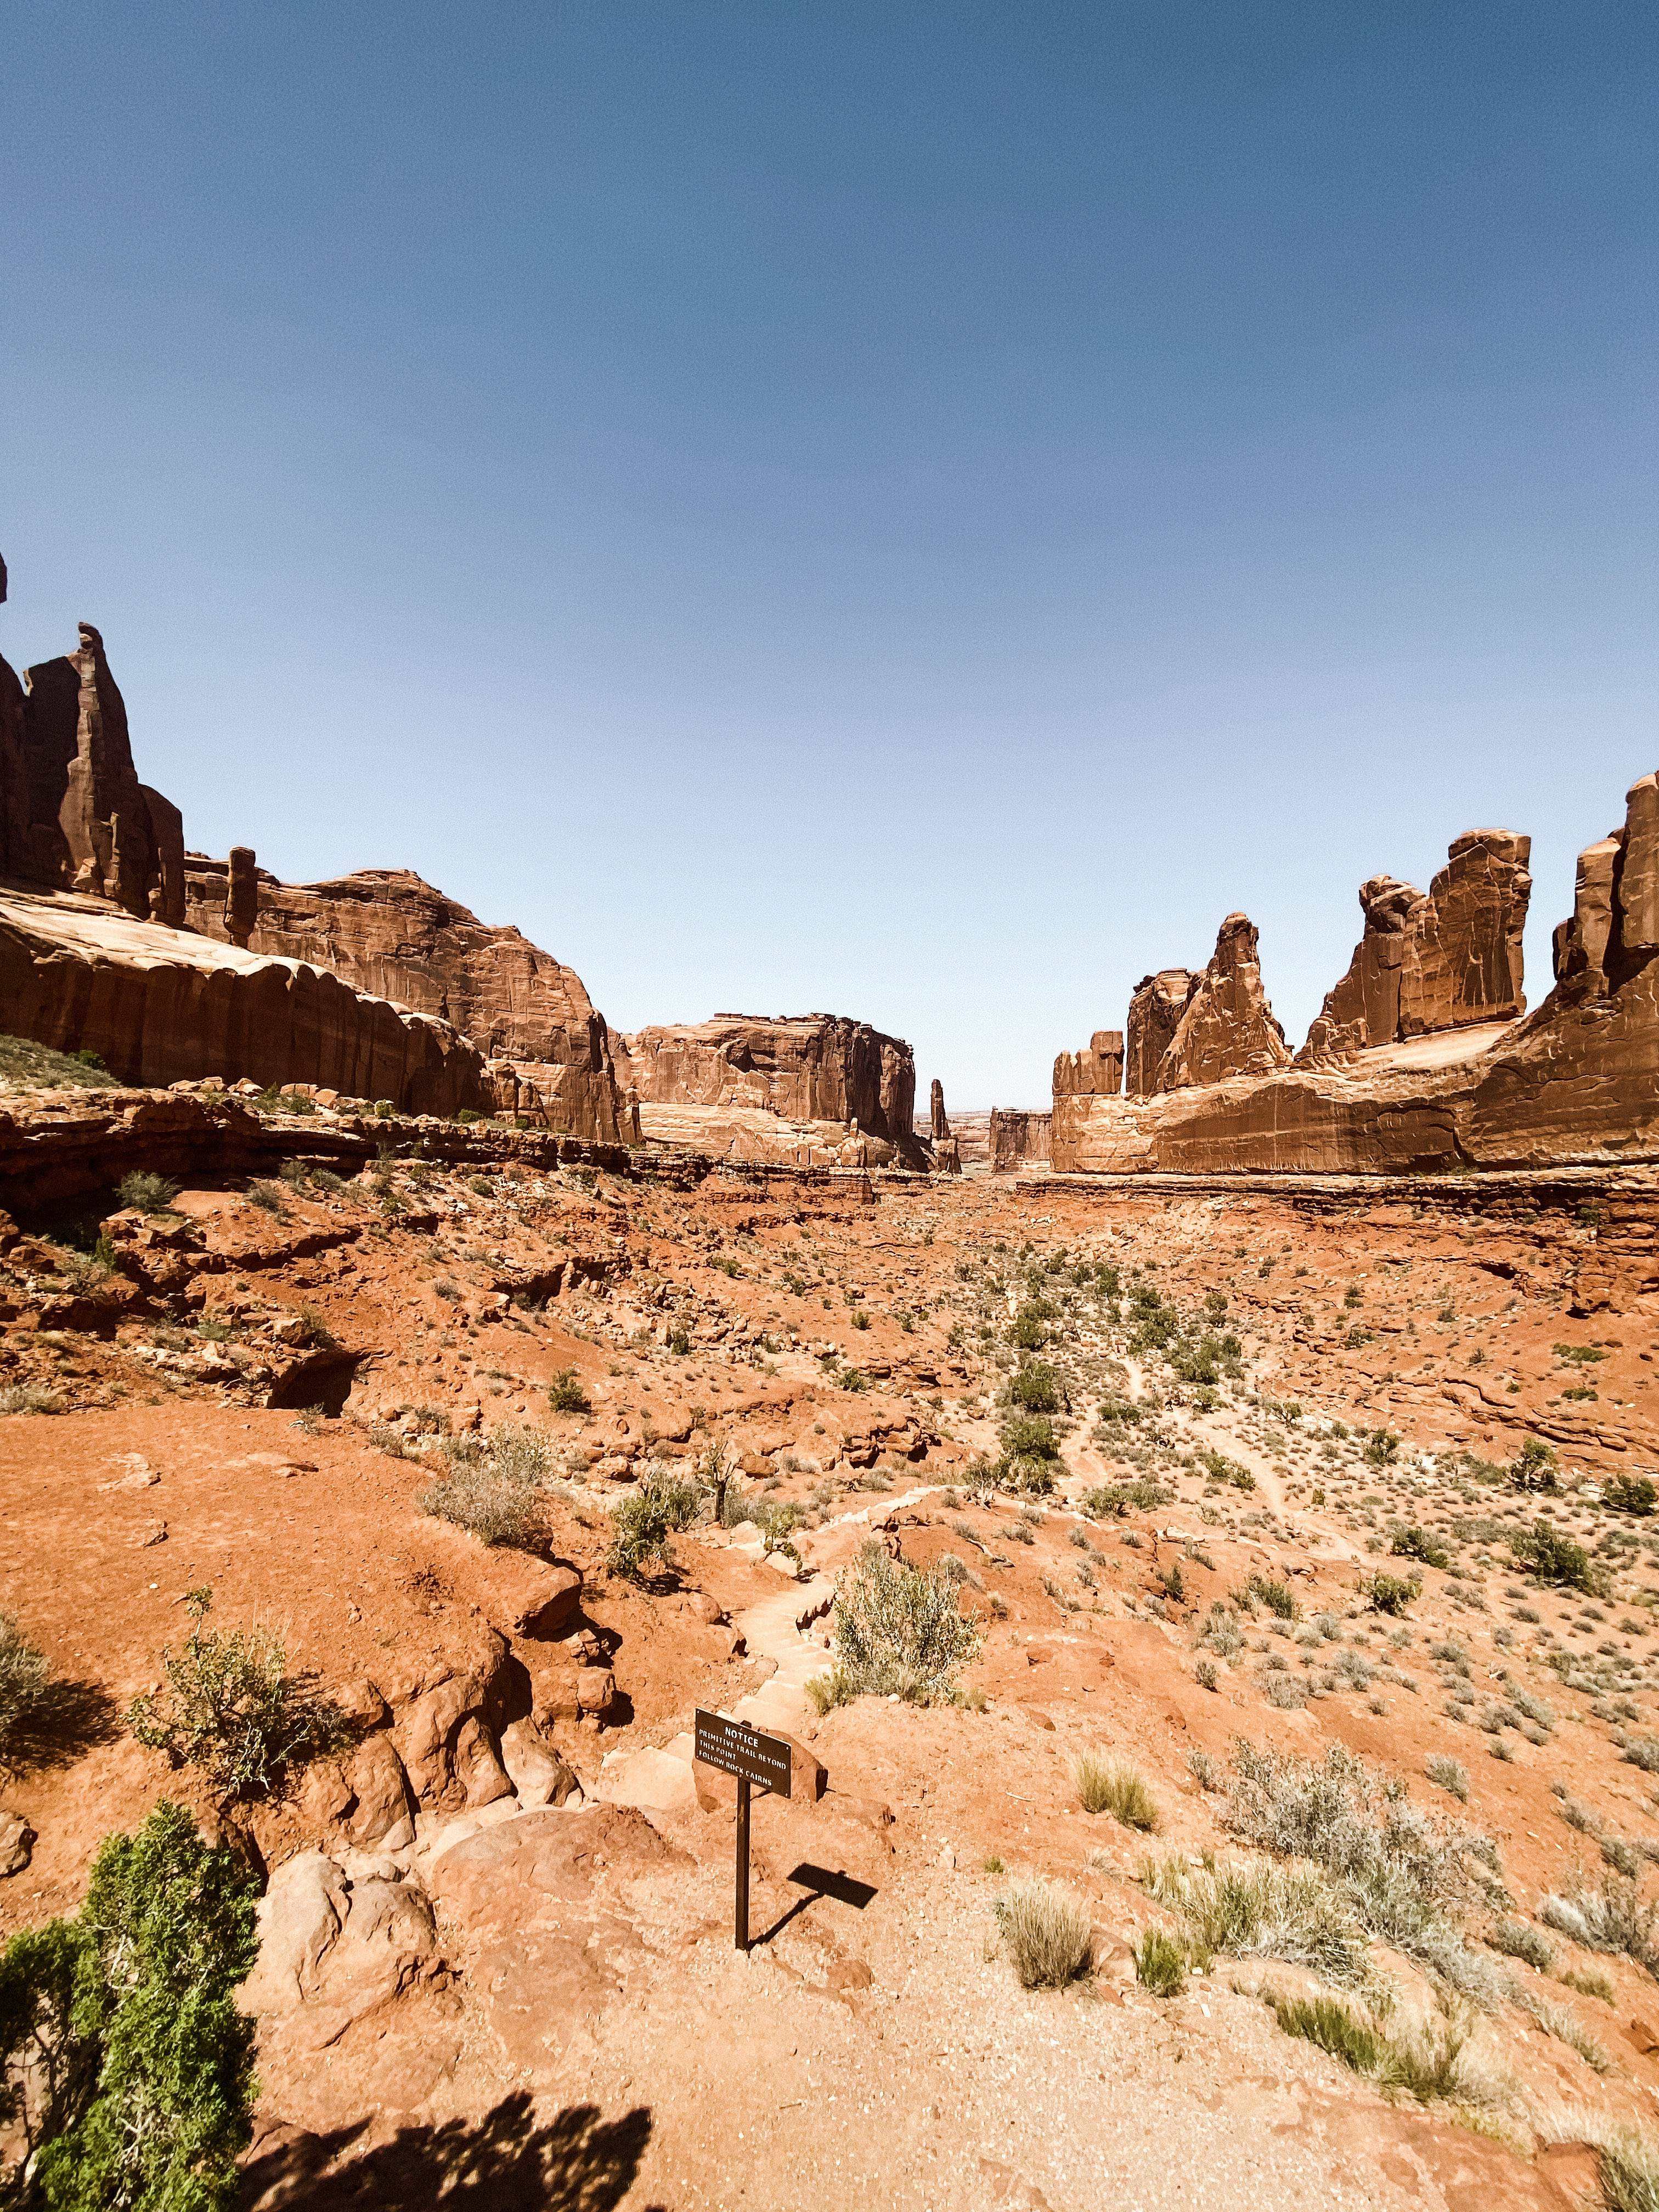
[3, 3, 1654, 1106]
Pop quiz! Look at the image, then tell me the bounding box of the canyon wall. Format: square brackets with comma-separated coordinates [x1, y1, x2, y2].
[1124, 971, 1193, 1096]
[0, 888, 488, 1115]
[183, 862, 634, 1144]
[1051, 774, 1658, 1176]
[612, 1014, 916, 1144]
[989, 1108, 1051, 1173]
[1300, 830, 1531, 1062]
[1053, 1030, 1122, 1100]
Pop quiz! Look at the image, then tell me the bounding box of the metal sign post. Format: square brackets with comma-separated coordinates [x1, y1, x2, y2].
[695, 1709, 793, 1951]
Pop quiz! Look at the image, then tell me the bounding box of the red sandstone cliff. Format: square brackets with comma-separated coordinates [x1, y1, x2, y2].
[182, 862, 635, 1144]
[612, 1014, 916, 1146]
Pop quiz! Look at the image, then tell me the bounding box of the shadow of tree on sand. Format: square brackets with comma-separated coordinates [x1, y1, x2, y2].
[4, 1675, 123, 1775]
[241, 2094, 658, 2211]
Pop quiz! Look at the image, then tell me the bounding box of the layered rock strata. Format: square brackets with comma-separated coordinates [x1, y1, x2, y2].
[1125, 972, 1193, 1096]
[1052, 774, 1658, 1176]
[182, 861, 634, 1143]
[613, 1014, 915, 1144]
[989, 1108, 1050, 1174]
[1300, 830, 1531, 1062]
[0, 888, 488, 1116]
[0, 588, 184, 924]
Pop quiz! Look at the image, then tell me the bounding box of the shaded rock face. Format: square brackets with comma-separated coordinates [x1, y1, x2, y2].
[0, 606, 185, 925]
[1051, 771, 1657, 1175]
[1301, 831, 1531, 1062]
[929, 1077, 950, 1142]
[613, 1015, 916, 1144]
[1053, 1030, 1122, 1099]
[1157, 915, 1290, 1091]
[1124, 972, 1193, 1096]
[182, 863, 632, 1143]
[0, 887, 489, 1113]
[988, 1108, 1050, 1173]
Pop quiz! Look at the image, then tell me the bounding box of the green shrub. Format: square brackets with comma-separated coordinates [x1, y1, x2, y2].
[244, 1180, 286, 1216]
[1266, 1991, 1382, 2074]
[117, 1171, 180, 1215]
[1511, 1437, 1559, 1491]
[1144, 1854, 1373, 1988]
[1076, 1753, 1159, 1830]
[546, 1367, 590, 1415]
[1009, 1362, 1061, 1414]
[811, 1542, 980, 1708]
[607, 1475, 702, 1583]
[1170, 1334, 1224, 1386]
[0, 1612, 56, 1759]
[1241, 1572, 1298, 1621]
[999, 1415, 1059, 1494]
[1011, 1305, 1048, 1352]
[1363, 1429, 1401, 1466]
[126, 1588, 340, 1800]
[1391, 1525, 1448, 1569]
[1134, 1926, 1187, 1995]
[0, 1800, 259, 2209]
[992, 1879, 1092, 1989]
[1085, 1479, 1173, 1517]
[1511, 1517, 1605, 1595]
[1367, 1572, 1421, 1617]
[1606, 1474, 1658, 1518]
[417, 1423, 554, 1548]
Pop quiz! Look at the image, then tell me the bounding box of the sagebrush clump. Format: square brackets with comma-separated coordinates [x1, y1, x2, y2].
[808, 1542, 980, 1710]
[417, 1421, 555, 1548]
[992, 1878, 1092, 1989]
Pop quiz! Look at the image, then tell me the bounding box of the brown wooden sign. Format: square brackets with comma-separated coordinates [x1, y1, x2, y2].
[695, 1709, 794, 1951]
[695, 1710, 793, 1798]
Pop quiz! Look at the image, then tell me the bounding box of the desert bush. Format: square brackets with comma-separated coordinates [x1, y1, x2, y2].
[1134, 1926, 1187, 1995]
[0, 1799, 259, 2209]
[1511, 1436, 1560, 1490]
[1085, 1479, 1173, 1517]
[1265, 1991, 1382, 2074]
[1264, 1674, 1308, 1709]
[1560, 1965, 1617, 2002]
[811, 1542, 980, 1708]
[1188, 1746, 1224, 1791]
[1363, 1429, 1401, 1466]
[1240, 1572, 1298, 1621]
[0, 1385, 63, 1417]
[1367, 1573, 1420, 1616]
[1511, 1518, 1605, 1595]
[1009, 1362, 1062, 1414]
[1076, 1754, 1159, 1830]
[1624, 1736, 1659, 1775]
[1541, 1879, 1658, 1971]
[117, 1170, 180, 1215]
[998, 1415, 1059, 1494]
[1147, 1854, 1373, 1988]
[607, 1474, 702, 1583]
[417, 1423, 552, 1547]
[1491, 1918, 1554, 1970]
[546, 1367, 591, 1415]
[1424, 1754, 1469, 1802]
[126, 1588, 340, 1800]
[1391, 1525, 1449, 1570]
[244, 1180, 286, 1216]
[992, 1879, 1092, 1989]
[0, 1613, 55, 1764]
[1194, 1657, 1219, 1692]
[1606, 1474, 1659, 1519]
[1373, 2013, 1494, 2106]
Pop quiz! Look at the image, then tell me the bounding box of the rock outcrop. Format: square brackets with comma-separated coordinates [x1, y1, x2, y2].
[613, 1014, 915, 1145]
[0, 588, 184, 924]
[930, 1077, 950, 1142]
[0, 886, 489, 1113]
[1053, 1030, 1123, 1099]
[1125, 972, 1194, 1096]
[1156, 915, 1291, 1090]
[1300, 831, 1531, 1062]
[182, 861, 634, 1143]
[1051, 773, 1658, 1176]
[989, 1108, 1050, 1173]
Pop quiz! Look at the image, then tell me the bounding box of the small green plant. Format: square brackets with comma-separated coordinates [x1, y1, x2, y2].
[999, 1415, 1059, 1494]
[992, 1878, 1092, 1989]
[850, 1309, 871, 1331]
[117, 1170, 180, 1215]
[0, 1611, 57, 1762]
[1134, 1926, 1187, 1996]
[127, 1588, 339, 1800]
[245, 1180, 286, 1216]
[607, 1474, 702, 1583]
[668, 1325, 690, 1355]
[1606, 1474, 1658, 1518]
[0, 1800, 259, 2209]
[1076, 1753, 1159, 1830]
[1010, 1305, 1048, 1352]
[1510, 1436, 1559, 1491]
[1363, 1429, 1401, 1467]
[546, 1367, 591, 1415]
[1266, 1991, 1381, 2074]
[1559, 1965, 1616, 2002]
[1391, 1525, 1448, 1569]
[1242, 1572, 1298, 1621]
[983, 1853, 1005, 1875]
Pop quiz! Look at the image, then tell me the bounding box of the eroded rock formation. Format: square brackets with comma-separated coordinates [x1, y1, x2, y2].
[930, 1077, 950, 1142]
[0, 584, 184, 924]
[0, 887, 488, 1113]
[989, 1108, 1050, 1173]
[1156, 915, 1290, 1090]
[1052, 772, 1658, 1175]
[1300, 831, 1531, 1062]
[182, 862, 634, 1143]
[1053, 1030, 1122, 1099]
[1125, 972, 1194, 1096]
[613, 1014, 915, 1144]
